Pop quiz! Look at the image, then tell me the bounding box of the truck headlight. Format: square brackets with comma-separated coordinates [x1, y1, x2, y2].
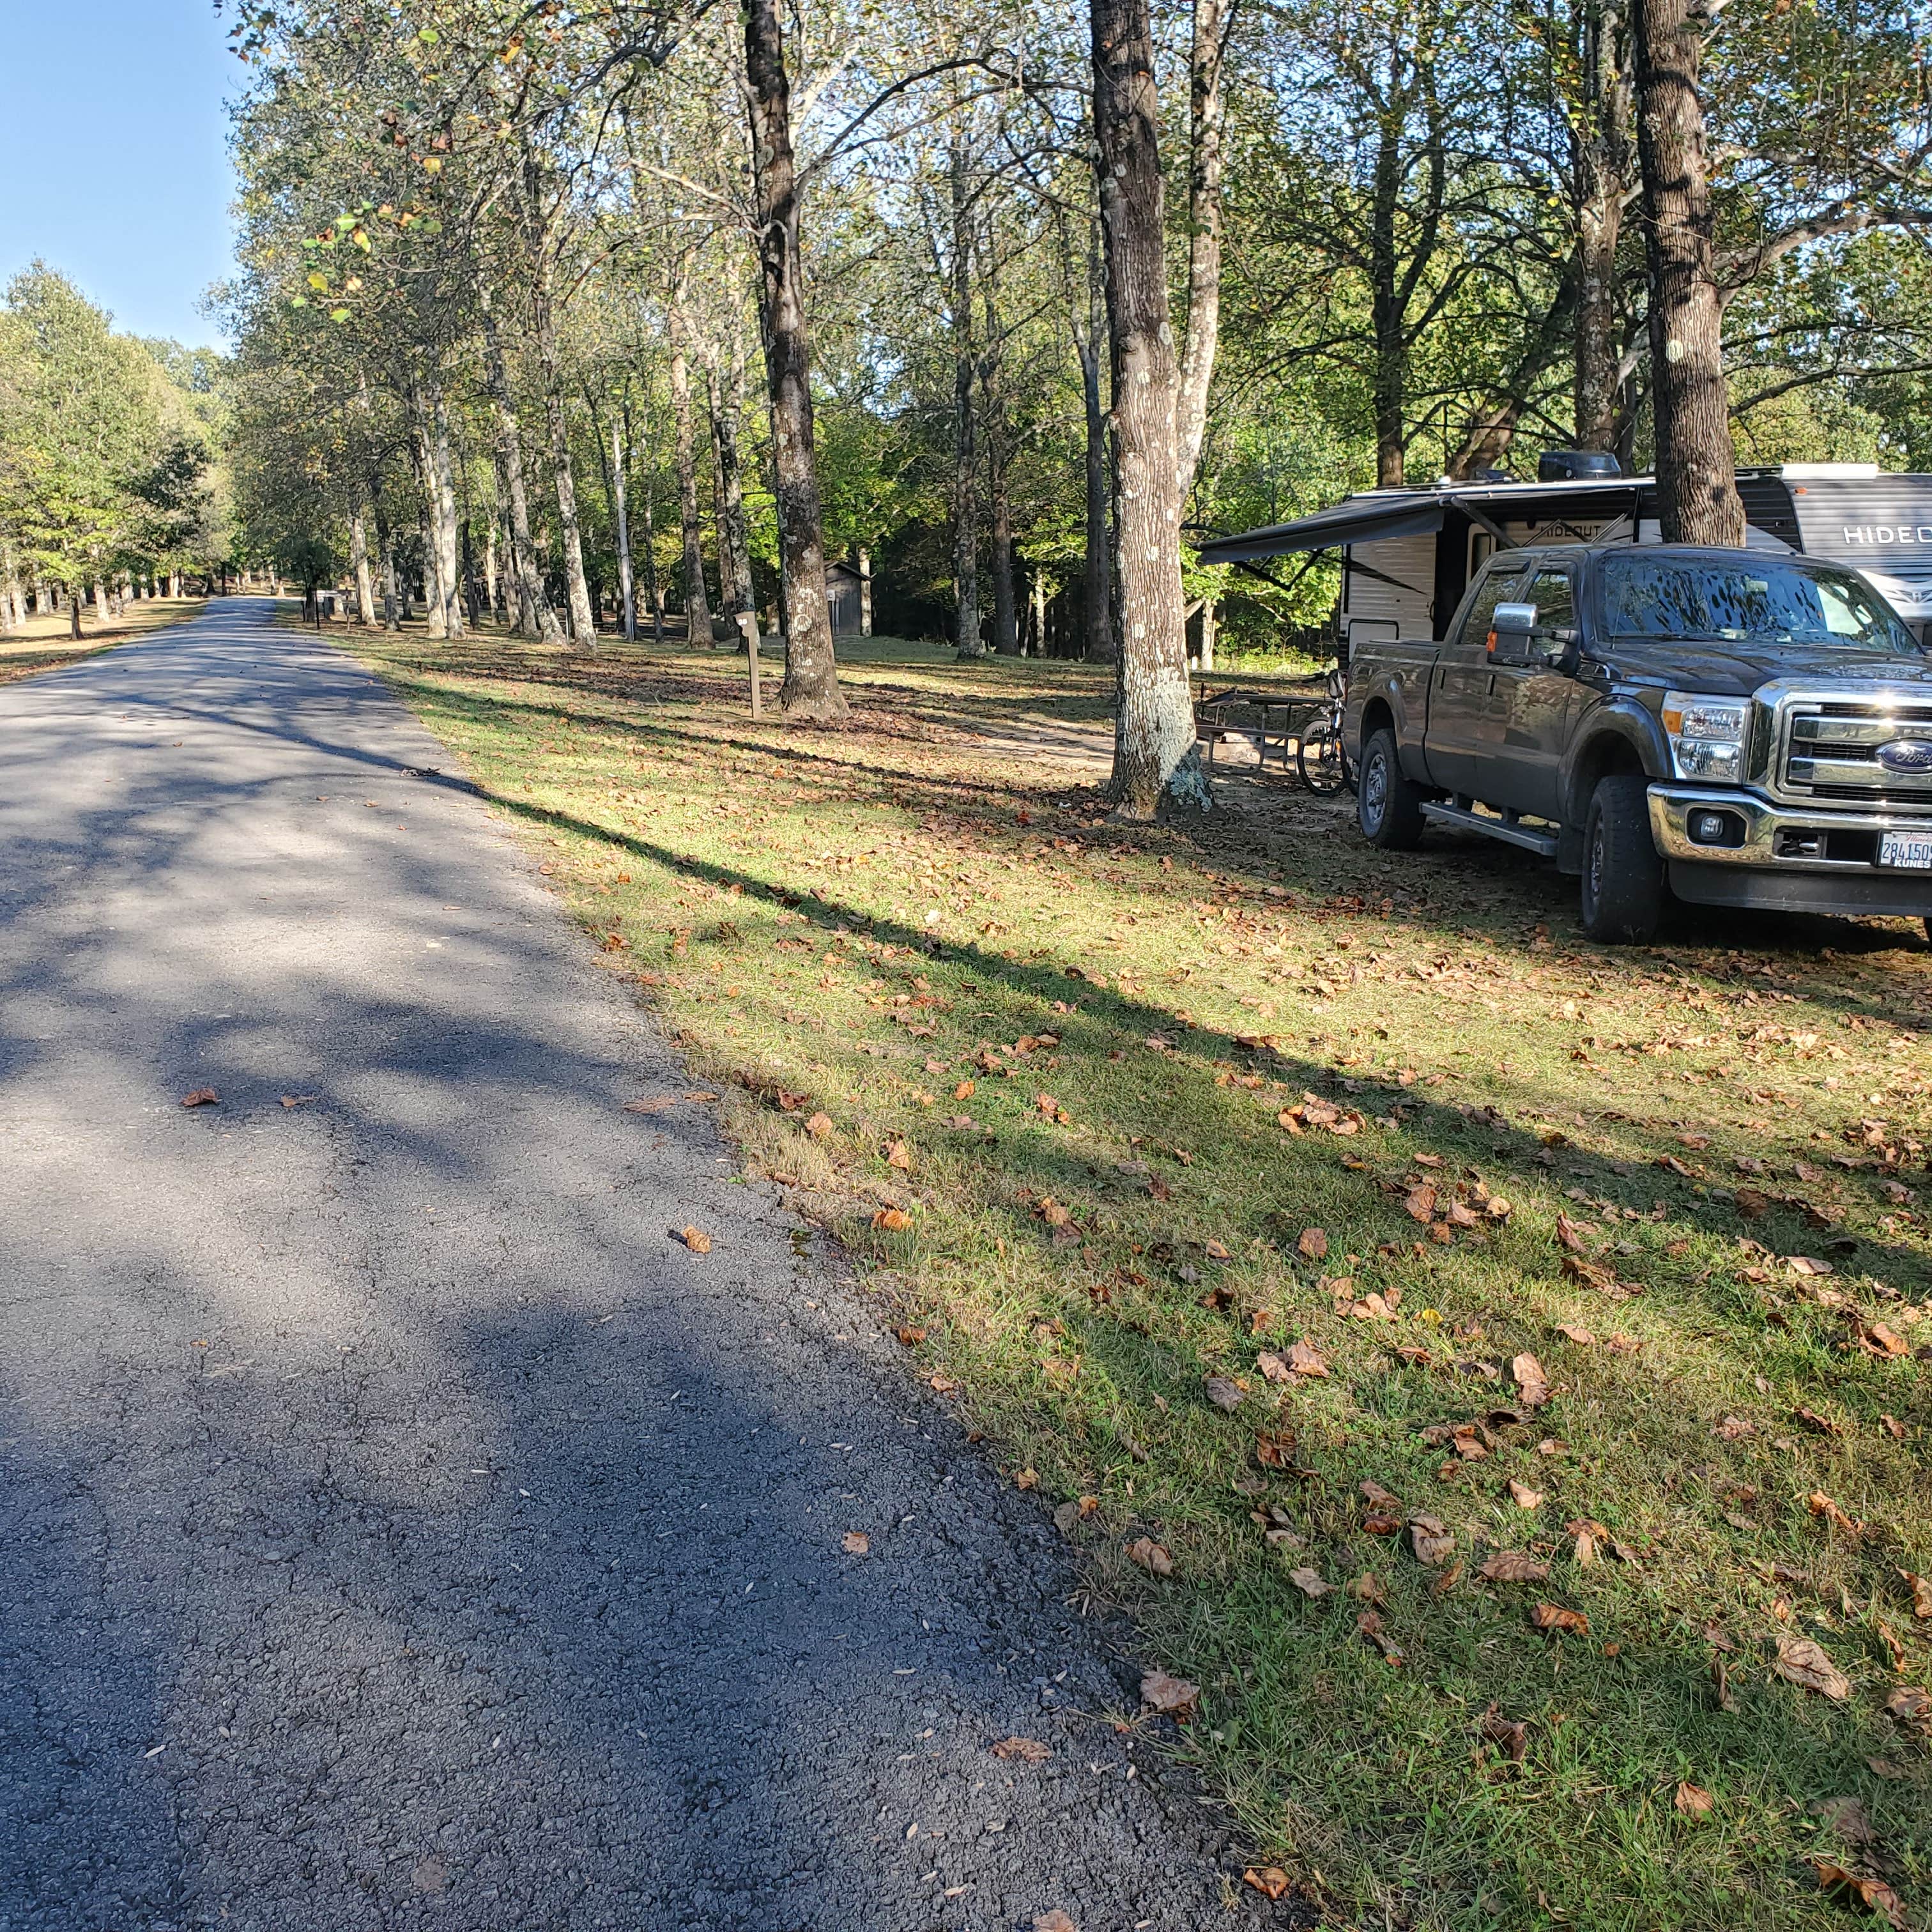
[1662, 691, 1748, 781]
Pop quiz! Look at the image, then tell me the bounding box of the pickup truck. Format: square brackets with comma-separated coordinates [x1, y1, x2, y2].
[1344, 542, 1932, 943]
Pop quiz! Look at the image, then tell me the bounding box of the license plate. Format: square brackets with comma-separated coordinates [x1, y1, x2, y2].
[1878, 831, 1932, 870]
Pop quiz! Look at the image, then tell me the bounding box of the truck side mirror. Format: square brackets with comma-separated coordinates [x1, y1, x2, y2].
[1487, 601, 1537, 663]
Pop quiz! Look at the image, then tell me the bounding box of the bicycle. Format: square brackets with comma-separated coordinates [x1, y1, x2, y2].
[1296, 663, 1355, 795]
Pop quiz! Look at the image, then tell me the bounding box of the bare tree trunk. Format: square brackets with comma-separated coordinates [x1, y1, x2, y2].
[1094, 0, 1204, 815]
[1176, 0, 1228, 493]
[743, 0, 848, 721]
[635, 400, 664, 643]
[1071, 221, 1115, 664]
[485, 518, 502, 623]
[1575, 0, 1633, 452]
[669, 282, 714, 646]
[857, 546, 872, 634]
[981, 266, 1019, 655]
[707, 348, 756, 622]
[610, 411, 636, 641]
[1370, 120, 1407, 487]
[431, 382, 464, 635]
[1633, 0, 1743, 543]
[520, 153, 599, 645]
[410, 392, 447, 638]
[479, 288, 556, 640]
[349, 505, 376, 626]
[949, 129, 984, 658]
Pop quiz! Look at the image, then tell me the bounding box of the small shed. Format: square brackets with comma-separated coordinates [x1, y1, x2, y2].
[826, 561, 866, 635]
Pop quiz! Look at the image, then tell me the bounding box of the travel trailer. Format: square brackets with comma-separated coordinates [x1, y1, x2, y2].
[1197, 458, 1932, 649]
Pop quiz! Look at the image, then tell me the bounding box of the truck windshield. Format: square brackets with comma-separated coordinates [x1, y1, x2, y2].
[1597, 555, 1921, 655]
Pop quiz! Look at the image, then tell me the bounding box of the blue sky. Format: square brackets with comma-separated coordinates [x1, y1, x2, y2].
[0, 0, 239, 347]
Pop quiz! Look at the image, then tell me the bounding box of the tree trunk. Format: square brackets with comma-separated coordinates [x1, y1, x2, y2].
[609, 411, 636, 641]
[743, 0, 848, 721]
[1370, 119, 1407, 487]
[428, 382, 464, 635]
[485, 518, 502, 624]
[94, 578, 112, 627]
[349, 505, 376, 626]
[857, 547, 872, 634]
[1176, 0, 1227, 493]
[1575, 0, 1633, 451]
[981, 269, 1018, 655]
[480, 287, 556, 640]
[669, 284, 714, 646]
[1071, 220, 1115, 664]
[949, 129, 983, 658]
[1094, 0, 1204, 815]
[418, 496, 443, 638]
[1632, 0, 1743, 543]
[707, 348, 756, 622]
[636, 401, 664, 643]
[521, 153, 599, 645]
[72, 587, 83, 638]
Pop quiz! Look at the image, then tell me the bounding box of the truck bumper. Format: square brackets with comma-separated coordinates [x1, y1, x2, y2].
[1647, 785, 1932, 917]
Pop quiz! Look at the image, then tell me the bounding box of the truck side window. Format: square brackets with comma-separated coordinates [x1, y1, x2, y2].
[1526, 569, 1575, 634]
[1457, 567, 1524, 651]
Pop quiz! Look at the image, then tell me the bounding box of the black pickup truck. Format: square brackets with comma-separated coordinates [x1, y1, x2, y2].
[1343, 542, 1932, 943]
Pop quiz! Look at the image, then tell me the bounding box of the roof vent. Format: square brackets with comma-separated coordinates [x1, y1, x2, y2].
[1539, 450, 1621, 482]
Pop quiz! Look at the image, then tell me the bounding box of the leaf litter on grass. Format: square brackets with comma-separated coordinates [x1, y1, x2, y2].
[356, 626, 1932, 1932]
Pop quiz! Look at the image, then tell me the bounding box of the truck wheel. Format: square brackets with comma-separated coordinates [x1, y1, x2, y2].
[1357, 728, 1425, 849]
[1579, 774, 1666, 944]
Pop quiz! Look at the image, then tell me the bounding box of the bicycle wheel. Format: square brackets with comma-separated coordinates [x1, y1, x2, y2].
[1298, 719, 1347, 795]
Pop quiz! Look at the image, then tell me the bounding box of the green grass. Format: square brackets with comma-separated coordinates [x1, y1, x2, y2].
[353, 620, 1930, 1932]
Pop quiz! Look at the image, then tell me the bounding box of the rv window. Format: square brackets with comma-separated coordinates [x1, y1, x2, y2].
[1598, 555, 1920, 654]
[1457, 565, 1526, 650]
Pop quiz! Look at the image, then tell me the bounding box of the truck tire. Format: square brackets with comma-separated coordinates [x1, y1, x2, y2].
[1357, 727, 1425, 849]
[1579, 774, 1666, 944]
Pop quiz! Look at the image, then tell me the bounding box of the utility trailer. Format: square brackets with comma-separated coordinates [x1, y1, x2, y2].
[1199, 458, 1932, 648]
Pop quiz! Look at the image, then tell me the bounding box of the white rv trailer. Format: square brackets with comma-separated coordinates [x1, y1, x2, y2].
[1196, 461, 1932, 648]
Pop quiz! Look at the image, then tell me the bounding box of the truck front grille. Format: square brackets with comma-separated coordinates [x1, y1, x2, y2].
[1781, 702, 1932, 804]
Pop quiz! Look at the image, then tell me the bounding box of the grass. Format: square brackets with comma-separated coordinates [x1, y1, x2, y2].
[0, 595, 208, 686]
[345, 618, 1929, 1931]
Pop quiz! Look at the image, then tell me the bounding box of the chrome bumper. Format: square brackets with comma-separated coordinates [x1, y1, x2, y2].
[1647, 784, 1932, 871]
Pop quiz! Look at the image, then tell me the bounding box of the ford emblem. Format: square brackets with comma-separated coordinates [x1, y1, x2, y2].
[1875, 737, 1932, 772]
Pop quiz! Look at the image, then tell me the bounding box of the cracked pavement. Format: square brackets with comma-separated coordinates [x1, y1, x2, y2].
[0, 601, 1260, 1931]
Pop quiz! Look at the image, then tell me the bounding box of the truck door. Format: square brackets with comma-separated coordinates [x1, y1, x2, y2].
[1425, 560, 1526, 795]
[1479, 565, 1579, 818]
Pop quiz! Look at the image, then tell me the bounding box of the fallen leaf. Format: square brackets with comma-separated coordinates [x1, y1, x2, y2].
[954, 1079, 974, 1100]
[1298, 1227, 1330, 1261]
[1812, 1862, 1905, 1929]
[1254, 1430, 1298, 1468]
[1404, 1184, 1438, 1223]
[1885, 1685, 1930, 1729]
[1480, 1551, 1551, 1583]
[1530, 1602, 1590, 1635]
[894, 1324, 926, 1346]
[1556, 1212, 1590, 1253]
[1863, 1322, 1909, 1358]
[1243, 1869, 1291, 1901]
[1715, 1414, 1756, 1441]
[992, 1735, 1052, 1763]
[1255, 1351, 1291, 1384]
[1409, 1513, 1455, 1565]
[1204, 1375, 1245, 1412]
[1675, 1781, 1715, 1820]
[279, 1093, 319, 1108]
[1013, 1468, 1038, 1490]
[841, 1530, 870, 1555]
[180, 1088, 218, 1108]
[873, 1208, 911, 1232]
[1813, 1796, 1876, 1844]
[805, 1111, 834, 1138]
[1773, 1636, 1851, 1700]
[1360, 1478, 1400, 1507]
[1807, 1491, 1860, 1535]
[1901, 1570, 1932, 1620]
[1554, 1323, 1595, 1346]
[1126, 1537, 1174, 1576]
[1512, 1353, 1551, 1408]
[1139, 1667, 1198, 1717]
[1286, 1338, 1329, 1378]
[1033, 1913, 1080, 1932]
[678, 1225, 712, 1254]
[1793, 1405, 1841, 1436]
[1288, 1567, 1335, 1599]
[1347, 1571, 1388, 1604]
[1508, 1480, 1543, 1510]
[1356, 1607, 1405, 1664]
[1204, 1237, 1232, 1261]
[1481, 1705, 1528, 1762]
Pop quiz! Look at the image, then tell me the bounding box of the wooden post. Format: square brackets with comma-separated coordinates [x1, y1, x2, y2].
[739, 610, 763, 720]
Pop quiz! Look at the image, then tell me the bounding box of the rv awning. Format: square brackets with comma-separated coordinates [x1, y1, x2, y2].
[1196, 496, 1446, 564]
[1197, 478, 1653, 565]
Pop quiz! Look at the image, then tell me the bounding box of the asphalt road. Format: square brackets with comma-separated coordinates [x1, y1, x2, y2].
[0, 602, 1259, 1932]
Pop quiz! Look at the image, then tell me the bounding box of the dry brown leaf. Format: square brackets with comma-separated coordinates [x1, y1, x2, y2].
[954, 1078, 974, 1100]
[1885, 1685, 1930, 1729]
[1807, 1491, 1860, 1535]
[1255, 1351, 1291, 1384]
[1714, 1414, 1756, 1441]
[1346, 1571, 1388, 1605]
[180, 1088, 219, 1108]
[1204, 1375, 1246, 1412]
[1864, 1322, 1909, 1358]
[805, 1110, 834, 1138]
[1013, 1468, 1038, 1491]
[1508, 1480, 1544, 1510]
[1513, 1353, 1551, 1408]
[1204, 1237, 1232, 1261]
[894, 1324, 926, 1346]
[1404, 1184, 1438, 1223]
[279, 1093, 319, 1108]
[1356, 1607, 1406, 1665]
[1675, 1781, 1715, 1820]
[1556, 1212, 1590, 1253]
[1288, 1566, 1335, 1599]
[885, 1141, 912, 1171]
[1530, 1602, 1590, 1635]
[1138, 1667, 1199, 1717]
[991, 1735, 1052, 1763]
[872, 1207, 911, 1231]
[1126, 1536, 1174, 1577]
[1409, 1513, 1455, 1565]
[678, 1225, 712, 1255]
[1243, 1869, 1291, 1901]
[1813, 1862, 1905, 1929]
[1901, 1570, 1932, 1620]
[1296, 1227, 1330, 1262]
[1773, 1635, 1851, 1700]
[1554, 1322, 1595, 1346]
[841, 1530, 870, 1555]
[1480, 1550, 1551, 1584]
[1286, 1338, 1329, 1379]
[1033, 1913, 1080, 1932]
